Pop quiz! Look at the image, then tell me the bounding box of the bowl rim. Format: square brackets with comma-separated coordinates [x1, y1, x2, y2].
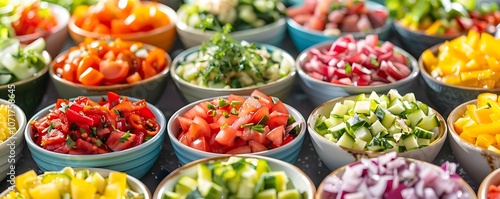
[152, 154, 316, 199]
[392, 20, 462, 39]
[175, 7, 286, 36]
[295, 40, 420, 89]
[447, 99, 500, 157]
[315, 156, 477, 199]
[286, 1, 392, 38]
[478, 167, 500, 198]
[0, 167, 152, 198]
[0, 99, 27, 148]
[170, 44, 296, 92]
[167, 95, 307, 157]
[418, 43, 500, 92]
[307, 94, 448, 156]
[24, 95, 167, 159]
[16, 3, 70, 42]
[68, 1, 177, 39]
[48, 43, 172, 91]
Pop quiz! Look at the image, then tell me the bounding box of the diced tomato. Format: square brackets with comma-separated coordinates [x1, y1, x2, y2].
[215, 127, 238, 146]
[106, 130, 136, 151]
[225, 146, 251, 154]
[187, 123, 202, 141]
[228, 94, 246, 104]
[267, 111, 289, 129]
[250, 106, 270, 125]
[231, 114, 252, 130]
[184, 105, 208, 120]
[239, 98, 261, 117]
[267, 126, 285, 147]
[177, 116, 192, 132]
[41, 129, 66, 146]
[178, 132, 190, 146]
[282, 136, 294, 146]
[217, 114, 239, 126]
[270, 101, 289, 115]
[190, 137, 211, 152]
[249, 140, 267, 152]
[193, 116, 211, 138]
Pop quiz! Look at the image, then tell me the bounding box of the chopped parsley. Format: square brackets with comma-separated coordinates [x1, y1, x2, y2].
[96, 139, 103, 147]
[251, 124, 265, 133]
[47, 122, 54, 133]
[66, 135, 76, 148]
[345, 63, 352, 74]
[119, 131, 131, 143]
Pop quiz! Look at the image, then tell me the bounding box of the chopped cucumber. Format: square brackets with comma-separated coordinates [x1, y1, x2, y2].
[278, 189, 301, 199]
[256, 189, 277, 199]
[315, 89, 438, 152]
[24, 38, 46, 52]
[0, 74, 12, 85]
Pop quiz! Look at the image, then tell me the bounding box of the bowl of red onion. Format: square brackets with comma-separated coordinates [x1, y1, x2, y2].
[316, 152, 476, 199]
[295, 34, 420, 106]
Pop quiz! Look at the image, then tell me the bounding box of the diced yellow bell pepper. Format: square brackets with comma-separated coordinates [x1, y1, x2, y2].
[425, 20, 442, 35]
[463, 59, 482, 72]
[15, 170, 38, 193]
[476, 134, 496, 149]
[474, 107, 494, 124]
[454, 117, 473, 134]
[488, 145, 500, 153]
[490, 112, 500, 121]
[480, 80, 496, 89]
[107, 172, 127, 195]
[71, 178, 96, 199]
[478, 93, 499, 107]
[28, 183, 61, 199]
[480, 33, 500, 60]
[487, 57, 500, 72]
[442, 75, 462, 85]
[103, 183, 121, 199]
[463, 121, 500, 137]
[466, 29, 480, 49]
[467, 104, 479, 123]
[460, 69, 492, 82]
[422, 49, 438, 71]
[460, 132, 476, 144]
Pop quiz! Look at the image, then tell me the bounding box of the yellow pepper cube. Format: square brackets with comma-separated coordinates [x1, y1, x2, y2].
[454, 117, 473, 134]
[474, 107, 494, 124]
[108, 172, 127, 194]
[29, 183, 61, 199]
[476, 134, 496, 149]
[487, 57, 500, 72]
[478, 93, 499, 107]
[422, 49, 438, 71]
[466, 29, 480, 49]
[71, 178, 96, 199]
[15, 170, 38, 193]
[466, 121, 500, 136]
[460, 132, 476, 144]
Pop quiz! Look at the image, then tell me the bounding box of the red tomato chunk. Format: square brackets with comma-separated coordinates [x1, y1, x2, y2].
[176, 90, 300, 154]
[31, 92, 160, 154]
[489, 184, 500, 199]
[302, 34, 412, 86]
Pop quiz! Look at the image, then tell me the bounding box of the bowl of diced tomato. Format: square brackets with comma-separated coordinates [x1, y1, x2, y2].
[448, 93, 500, 184]
[296, 33, 420, 106]
[24, 92, 166, 179]
[68, 0, 177, 51]
[167, 90, 306, 165]
[286, 0, 391, 52]
[12, 1, 70, 57]
[479, 167, 500, 199]
[49, 38, 171, 104]
[419, 30, 500, 116]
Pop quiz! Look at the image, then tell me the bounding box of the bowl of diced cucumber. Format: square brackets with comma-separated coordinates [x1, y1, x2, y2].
[0, 167, 151, 199]
[0, 38, 51, 115]
[176, 0, 286, 48]
[308, 89, 447, 171]
[171, 32, 296, 103]
[153, 155, 316, 199]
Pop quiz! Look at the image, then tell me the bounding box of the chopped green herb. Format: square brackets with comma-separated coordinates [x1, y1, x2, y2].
[119, 131, 131, 143]
[79, 127, 86, 134]
[253, 96, 260, 99]
[251, 124, 265, 133]
[230, 107, 239, 115]
[271, 97, 280, 104]
[258, 115, 269, 125]
[370, 57, 380, 67]
[220, 123, 229, 129]
[207, 102, 216, 110]
[47, 121, 55, 132]
[96, 139, 103, 147]
[145, 135, 153, 141]
[222, 111, 229, 118]
[66, 135, 76, 148]
[218, 98, 230, 108]
[91, 127, 97, 136]
[241, 123, 254, 128]
[345, 63, 352, 74]
[230, 101, 243, 107]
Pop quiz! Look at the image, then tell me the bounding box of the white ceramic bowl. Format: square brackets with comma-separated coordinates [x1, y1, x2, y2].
[17, 3, 69, 58]
[153, 155, 316, 199]
[0, 99, 26, 182]
[308, 95, 448, 171]
[176, 9, 286, 48]
[448, 99, 500, 184]
[478, 167, 500, 198]
[296, 40, 420, 106]
[0, 168, 151, 199]
[171, 45, 296, 103]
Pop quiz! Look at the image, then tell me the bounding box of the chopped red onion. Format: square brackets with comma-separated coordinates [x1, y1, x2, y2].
[321, 152, 471, 199]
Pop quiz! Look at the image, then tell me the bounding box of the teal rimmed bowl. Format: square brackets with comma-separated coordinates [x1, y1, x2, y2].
[24, 96, 167, 179]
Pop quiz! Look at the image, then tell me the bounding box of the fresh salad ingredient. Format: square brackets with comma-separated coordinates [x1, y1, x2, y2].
[321, 152, 471, 199]
[0, 104, 17, 142]
[30, 92, 160, 155]
[453, 93, 500, 152]
[179, 0, 285, 32]
[1, 167, 143, 199]
[422, 30, 500, 88]
[302, 34, 411, 86]
[315, 89, 440, 152]
[52, 38, 168, 86]
[488, 183, 500, 199]
[42, 0, 98, 13]
[176, 90, 301, 154]
[0, 0, 58, 37]
[175, 31, 292, 88]
[387, 0, 500, 36]
[72, 0, 171, 35]
[0, 38, 51, 85]
[288, 0, 389, 36]
[163, 157, 304, 199]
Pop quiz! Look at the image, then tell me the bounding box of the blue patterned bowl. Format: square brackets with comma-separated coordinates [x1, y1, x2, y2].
[418, 44, 500, 117]
[167, 96, 306, 165]
[286, 1, 391, 52]
[24, 96, 167, 179]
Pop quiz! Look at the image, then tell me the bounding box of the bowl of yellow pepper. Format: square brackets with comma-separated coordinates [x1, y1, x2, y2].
[419, 30, 500, 116]
[0, 167, 150, 199]
[388, 0, 500, 57]
[0, 98, 26, 182]
[448, 93, 500, 184]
